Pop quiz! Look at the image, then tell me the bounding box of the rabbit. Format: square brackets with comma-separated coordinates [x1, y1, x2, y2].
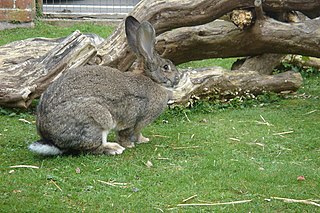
[28, 16, 181, 156]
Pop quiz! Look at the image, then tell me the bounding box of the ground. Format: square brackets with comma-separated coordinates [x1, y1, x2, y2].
[0, 22, 319, 212]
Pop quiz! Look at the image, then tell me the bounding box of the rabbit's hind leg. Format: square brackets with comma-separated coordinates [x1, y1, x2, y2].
[81, 103, 125, 155]
[72, 122, 124, 155]
[116, 127, 150, 148]
[90, 130, 125, 155]
[136, 133, 150, 144]
[116, 128, 136, 148]
[133, 123, 150, 144]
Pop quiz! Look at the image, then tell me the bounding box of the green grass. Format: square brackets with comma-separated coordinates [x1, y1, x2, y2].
[0, 22, 319, 212]
[178, 58, 236, 69]
[0, 21, 114, 46]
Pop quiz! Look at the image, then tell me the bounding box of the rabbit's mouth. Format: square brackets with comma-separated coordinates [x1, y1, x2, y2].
[170, 72, 182, 88]
[164, 80, 175, 88]
[163, 76, 180, 88]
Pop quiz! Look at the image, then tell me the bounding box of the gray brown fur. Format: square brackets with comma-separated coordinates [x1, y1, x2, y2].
[29, 16, 180, 155]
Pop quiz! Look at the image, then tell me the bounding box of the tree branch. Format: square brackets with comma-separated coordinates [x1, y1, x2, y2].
[156, 18, 320, 65]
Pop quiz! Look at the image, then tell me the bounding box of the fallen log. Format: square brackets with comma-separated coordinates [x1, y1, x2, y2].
[0, 31, 98, 108]
[0, 33, 303, 108]
[1, 0, 318, 108]
[0, 21, 311, 108]
[0, 38, 61, 69]
[156, 18, 320, 65]
[0, 34, 303, 108]
[172, 68, 302, 105]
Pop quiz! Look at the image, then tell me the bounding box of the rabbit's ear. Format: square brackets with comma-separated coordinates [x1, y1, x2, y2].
[125, 16, 141, 54]
[136, 21, 156, 62]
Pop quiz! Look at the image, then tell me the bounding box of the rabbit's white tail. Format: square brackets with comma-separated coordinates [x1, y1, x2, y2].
[28, 141, 63, 156]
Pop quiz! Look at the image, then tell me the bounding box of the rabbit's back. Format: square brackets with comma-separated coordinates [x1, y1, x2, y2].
[42, 66, 166, 105]
[37, 66, 169, 141]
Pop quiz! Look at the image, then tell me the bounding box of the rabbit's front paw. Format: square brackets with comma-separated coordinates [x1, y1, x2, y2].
[103, 142, 125, 155]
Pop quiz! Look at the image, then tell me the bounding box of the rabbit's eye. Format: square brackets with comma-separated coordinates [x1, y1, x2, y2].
[163, 64, 170, 71]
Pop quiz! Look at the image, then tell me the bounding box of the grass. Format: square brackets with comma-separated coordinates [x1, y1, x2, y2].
[0, 22, 319, 212]
[178, 58, 236, 69]
[0, 21, 114, 46]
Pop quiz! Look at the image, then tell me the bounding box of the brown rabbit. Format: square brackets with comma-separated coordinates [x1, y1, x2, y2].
[28, 16, 181, 155]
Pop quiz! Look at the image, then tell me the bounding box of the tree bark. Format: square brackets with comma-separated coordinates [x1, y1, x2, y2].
[0, 31, 98, 108]
[156, 18, 320, 65]
[0, 38, 61, 70]
[231, 54, 286, 75]
[172, 68, 302, 105]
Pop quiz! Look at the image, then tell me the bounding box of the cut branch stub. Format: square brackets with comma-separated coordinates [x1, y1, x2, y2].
[230, 9, 255, 30]
[254, 0, 264, 20]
